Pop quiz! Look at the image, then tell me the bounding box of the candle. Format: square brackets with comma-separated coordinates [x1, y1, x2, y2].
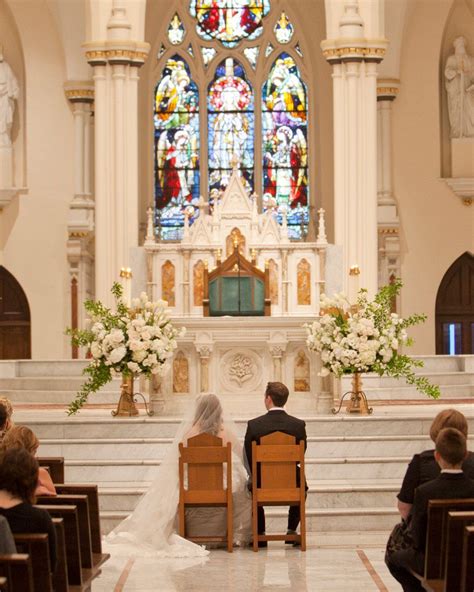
[119, 267, 133, 307]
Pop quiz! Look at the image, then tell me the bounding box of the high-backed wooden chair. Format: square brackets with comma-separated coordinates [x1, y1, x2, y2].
[251, 431, 306, 552]
[461, 526, 474, 592]
[178, 433, 233, 553]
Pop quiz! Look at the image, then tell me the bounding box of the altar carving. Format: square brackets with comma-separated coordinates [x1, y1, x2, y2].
[144, 169, 332, 399]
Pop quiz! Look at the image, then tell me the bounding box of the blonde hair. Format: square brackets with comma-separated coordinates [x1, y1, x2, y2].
[0, 397, 13, 419]
[2, 425, 39, 455]
[430, 409, 468, 443]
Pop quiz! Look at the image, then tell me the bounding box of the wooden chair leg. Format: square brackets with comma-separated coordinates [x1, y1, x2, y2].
[252, 497, 258, 552]
[227, 497, 233, 553]
[178, 500, 185, 539]
[300, 501, 306, 552]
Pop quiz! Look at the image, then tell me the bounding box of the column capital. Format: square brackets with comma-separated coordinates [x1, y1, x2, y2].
[321, 40, 387, 65]
[377, 79, 400, 101]
[84, 40, 150, 68]
[64, 81, 94, 104]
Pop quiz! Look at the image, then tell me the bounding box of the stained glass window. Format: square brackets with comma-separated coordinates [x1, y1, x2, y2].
[158, 44, 166, 59]
[201, 46, 217, 66]
[190, 0, 270, 47]
[208, 58, 254, 195]
[262, 53, 308, 239]
[168, 13, 185, 45]
[243, 47, 259, 69]
[154, 56, 200, 240]
[274, 12, 294, 44]
[265, 42, 274, 57]
[187, 44, 194, 57]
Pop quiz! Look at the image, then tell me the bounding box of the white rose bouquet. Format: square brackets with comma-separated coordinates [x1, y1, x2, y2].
[305, 280, 440, 399]
[67, 283, 184, 414]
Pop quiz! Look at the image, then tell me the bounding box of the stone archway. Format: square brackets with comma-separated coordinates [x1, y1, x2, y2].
[0, 266, 31, 359]
[435, 252, 474, 354]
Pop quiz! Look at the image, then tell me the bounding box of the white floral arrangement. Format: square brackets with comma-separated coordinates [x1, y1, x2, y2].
[67, 283, 184, 414]
[305, 280, 440, 399]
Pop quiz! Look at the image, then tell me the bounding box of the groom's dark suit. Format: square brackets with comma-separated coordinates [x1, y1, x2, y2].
[244, 409, 307, 533]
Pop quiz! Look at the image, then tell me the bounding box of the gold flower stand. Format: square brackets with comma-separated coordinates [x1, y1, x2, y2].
[112, 374, 154, 417]
[332, 373, 373, 415]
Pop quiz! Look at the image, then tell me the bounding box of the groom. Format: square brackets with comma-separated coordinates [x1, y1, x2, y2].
[244, 381, 307, 540]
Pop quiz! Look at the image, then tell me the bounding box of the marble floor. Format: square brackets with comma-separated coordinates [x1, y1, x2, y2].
[93, 533, 401, 592]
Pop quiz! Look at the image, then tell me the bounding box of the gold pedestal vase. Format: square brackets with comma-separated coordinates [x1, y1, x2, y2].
[112, 374, 154, 418]
[332, 372, 373, 415]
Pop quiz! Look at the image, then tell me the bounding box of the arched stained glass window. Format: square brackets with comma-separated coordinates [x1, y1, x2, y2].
[208, 58, 254, 195]
[190, 0, 270, 47]
[262, 52, 308, 239]
[154, 55, 200, 240]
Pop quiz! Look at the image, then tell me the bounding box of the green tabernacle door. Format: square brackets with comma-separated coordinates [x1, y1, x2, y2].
[209, 276, 265, 316]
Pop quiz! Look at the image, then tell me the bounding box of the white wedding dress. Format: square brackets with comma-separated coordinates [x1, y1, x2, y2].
[105, 395, 251, 558]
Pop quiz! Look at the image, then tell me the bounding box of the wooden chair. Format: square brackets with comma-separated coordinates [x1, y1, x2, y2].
[37, 458, 64, 484]
[461, 526, 474, 592]
[50, 519, 68, 592]
[12, 534, 52, 592]
[443, 511, 474, 592]
[423, 498, 474, 590]
[251, 432, 306, 552]
[178, 433, 233, 553]
[0, 554, 34, 592]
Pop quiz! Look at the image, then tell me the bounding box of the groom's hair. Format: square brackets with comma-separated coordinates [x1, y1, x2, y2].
[265, 382, 289, 407]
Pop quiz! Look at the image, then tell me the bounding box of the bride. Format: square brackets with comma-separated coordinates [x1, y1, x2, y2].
[106, 393, 251, 557]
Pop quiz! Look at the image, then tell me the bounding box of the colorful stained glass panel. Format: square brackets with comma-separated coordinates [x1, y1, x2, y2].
[154, 56, 200, 240]
[201, 46, 217, 66]
[208, 58, 254, 195]
[158, 44, 166, 59]
[243, 47, 259, 69]
[168, 13, 185, 45]
[262, 53, 308, 240]
[274, 12, 294, 44]
[265, 42, 274, 57]
[190, 0, 270, 47]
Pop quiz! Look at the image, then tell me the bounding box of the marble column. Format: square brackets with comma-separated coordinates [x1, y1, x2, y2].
[196, 345, 212, 393]
[65, 85, 95, 357]
[376, 82, 401, 300]
[321, 1, 387, 298]
[85, 3, 150, 306]
[269, 345, 285, 382]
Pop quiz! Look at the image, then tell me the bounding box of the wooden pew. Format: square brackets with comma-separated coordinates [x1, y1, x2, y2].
[0, 554, 34, 592]
[12, 534, 52, 592]
[423, 498, 474, 591]
[443, 511, 474, 592]
[461, 526, 474, 592]
[54, 484, 109, 566]
[51, 519, 68, 592]
[37, 458, 64, 484]
[35, 505, 82, 587]
[37, 495, 93, 570]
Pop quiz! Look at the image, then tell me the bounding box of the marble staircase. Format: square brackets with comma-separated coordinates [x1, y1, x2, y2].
[22, 411, 474, 535]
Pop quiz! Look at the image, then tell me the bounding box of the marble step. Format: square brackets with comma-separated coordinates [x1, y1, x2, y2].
[24, 416, 474, 440]
[340, 372, 474, 388]
[348, 383, 474, 400]
[97, 480, 400, 512]
[100, 506, 400, 535]
[38, 433, 465, 460]
[62, 456, 413, 483]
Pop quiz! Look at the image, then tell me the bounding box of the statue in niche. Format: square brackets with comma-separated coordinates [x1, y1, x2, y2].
[161, 260, 176, 306]
[193, 259, 204, 306]
[269, 259, 278, 305]
[0, 46, 19, 147]
[445, 36, 474, 138]
[297, 258, 311, 305]
[225, 227, 246, 257]
[294, 350, 310, 392]
[173, 351, 189, 393]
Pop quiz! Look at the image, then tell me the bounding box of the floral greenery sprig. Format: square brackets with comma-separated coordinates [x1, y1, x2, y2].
[66, 283, 184, 415]
[305, 280, 440, 399]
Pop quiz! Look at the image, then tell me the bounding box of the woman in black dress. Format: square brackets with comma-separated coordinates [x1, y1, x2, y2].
[397, 408, 474, 520]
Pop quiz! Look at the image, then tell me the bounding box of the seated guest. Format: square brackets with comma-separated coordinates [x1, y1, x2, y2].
[2, 426, 56, 496]
[0, 448, 57, 571]
[0, 404, 8, 441]
[0, 397, 13, 439]
[397, 409, 474, 520]
[0, 515, 16, 553]
[387, 428, 474, 592]
[244, 381, 307, 542]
